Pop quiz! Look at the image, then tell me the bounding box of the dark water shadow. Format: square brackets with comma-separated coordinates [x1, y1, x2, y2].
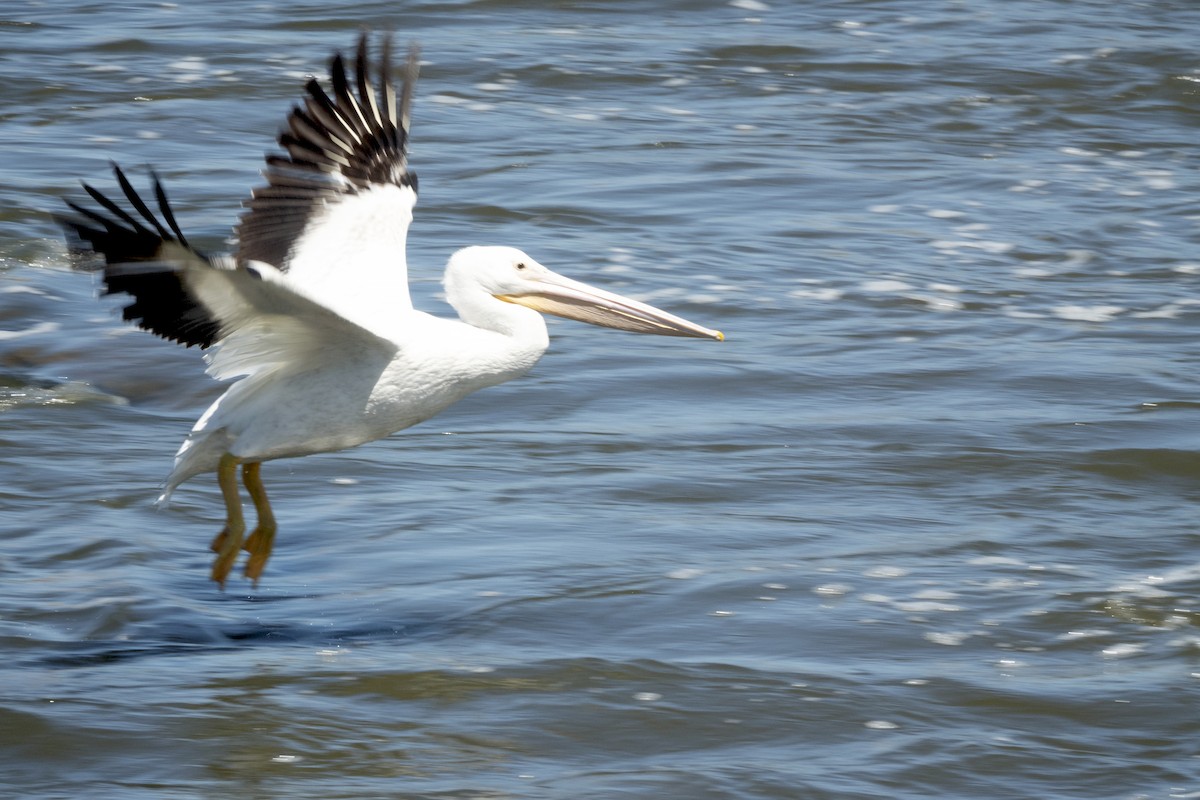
[35, 609, 477, 669]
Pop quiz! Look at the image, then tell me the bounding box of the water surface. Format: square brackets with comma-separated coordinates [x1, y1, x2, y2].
[2, 1, 1200, 798]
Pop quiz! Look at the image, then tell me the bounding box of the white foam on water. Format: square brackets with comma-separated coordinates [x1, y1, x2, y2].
[1052, 304, 1124, 322]
[861, 279, 913, 293]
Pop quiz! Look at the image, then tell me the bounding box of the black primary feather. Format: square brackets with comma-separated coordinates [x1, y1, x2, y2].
[56, 164, 221, 349]
[236, 32, 420, 271]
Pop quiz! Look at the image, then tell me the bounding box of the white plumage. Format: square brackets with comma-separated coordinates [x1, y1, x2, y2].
[59, 33, 722, 587]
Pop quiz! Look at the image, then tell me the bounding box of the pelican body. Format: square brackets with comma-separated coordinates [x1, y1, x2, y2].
[59, 34, 722, 587]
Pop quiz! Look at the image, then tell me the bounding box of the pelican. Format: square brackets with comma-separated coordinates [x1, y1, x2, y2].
[58, 33, 722, 588]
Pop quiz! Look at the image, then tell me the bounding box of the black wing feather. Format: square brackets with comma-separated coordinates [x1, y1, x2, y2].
[236, 32, 419, 270]
[57, 164, 221, 349]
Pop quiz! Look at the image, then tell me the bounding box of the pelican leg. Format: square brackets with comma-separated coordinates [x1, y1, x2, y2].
[241, 461, 277, 585]
[209, 453, 245, 587]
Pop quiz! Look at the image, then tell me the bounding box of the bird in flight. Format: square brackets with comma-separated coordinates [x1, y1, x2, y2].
[58, 33, 723, 588]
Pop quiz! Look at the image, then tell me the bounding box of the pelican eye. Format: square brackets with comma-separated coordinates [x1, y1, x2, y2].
[515, 262, 527, 271]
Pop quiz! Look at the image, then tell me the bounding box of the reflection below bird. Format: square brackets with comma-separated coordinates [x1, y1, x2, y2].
[58, 33, 722, 588]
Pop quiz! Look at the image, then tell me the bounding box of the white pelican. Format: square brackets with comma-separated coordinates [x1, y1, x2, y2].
[59, 33, 722, 588]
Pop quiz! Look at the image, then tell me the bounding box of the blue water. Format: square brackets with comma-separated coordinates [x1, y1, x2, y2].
[2, 1, 1200, 798]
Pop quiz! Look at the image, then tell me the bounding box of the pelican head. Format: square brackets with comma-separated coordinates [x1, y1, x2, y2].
[444, 246, 723, 340]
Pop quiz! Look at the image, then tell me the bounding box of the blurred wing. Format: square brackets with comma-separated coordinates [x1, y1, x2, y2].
[58, 164, 395, 378]
[236, 33, 420, 326]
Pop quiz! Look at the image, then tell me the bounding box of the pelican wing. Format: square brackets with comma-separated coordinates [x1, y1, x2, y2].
[236, 33, 420, 326]
[59, 165, 222, 348]
[58, 165, 396, 378]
